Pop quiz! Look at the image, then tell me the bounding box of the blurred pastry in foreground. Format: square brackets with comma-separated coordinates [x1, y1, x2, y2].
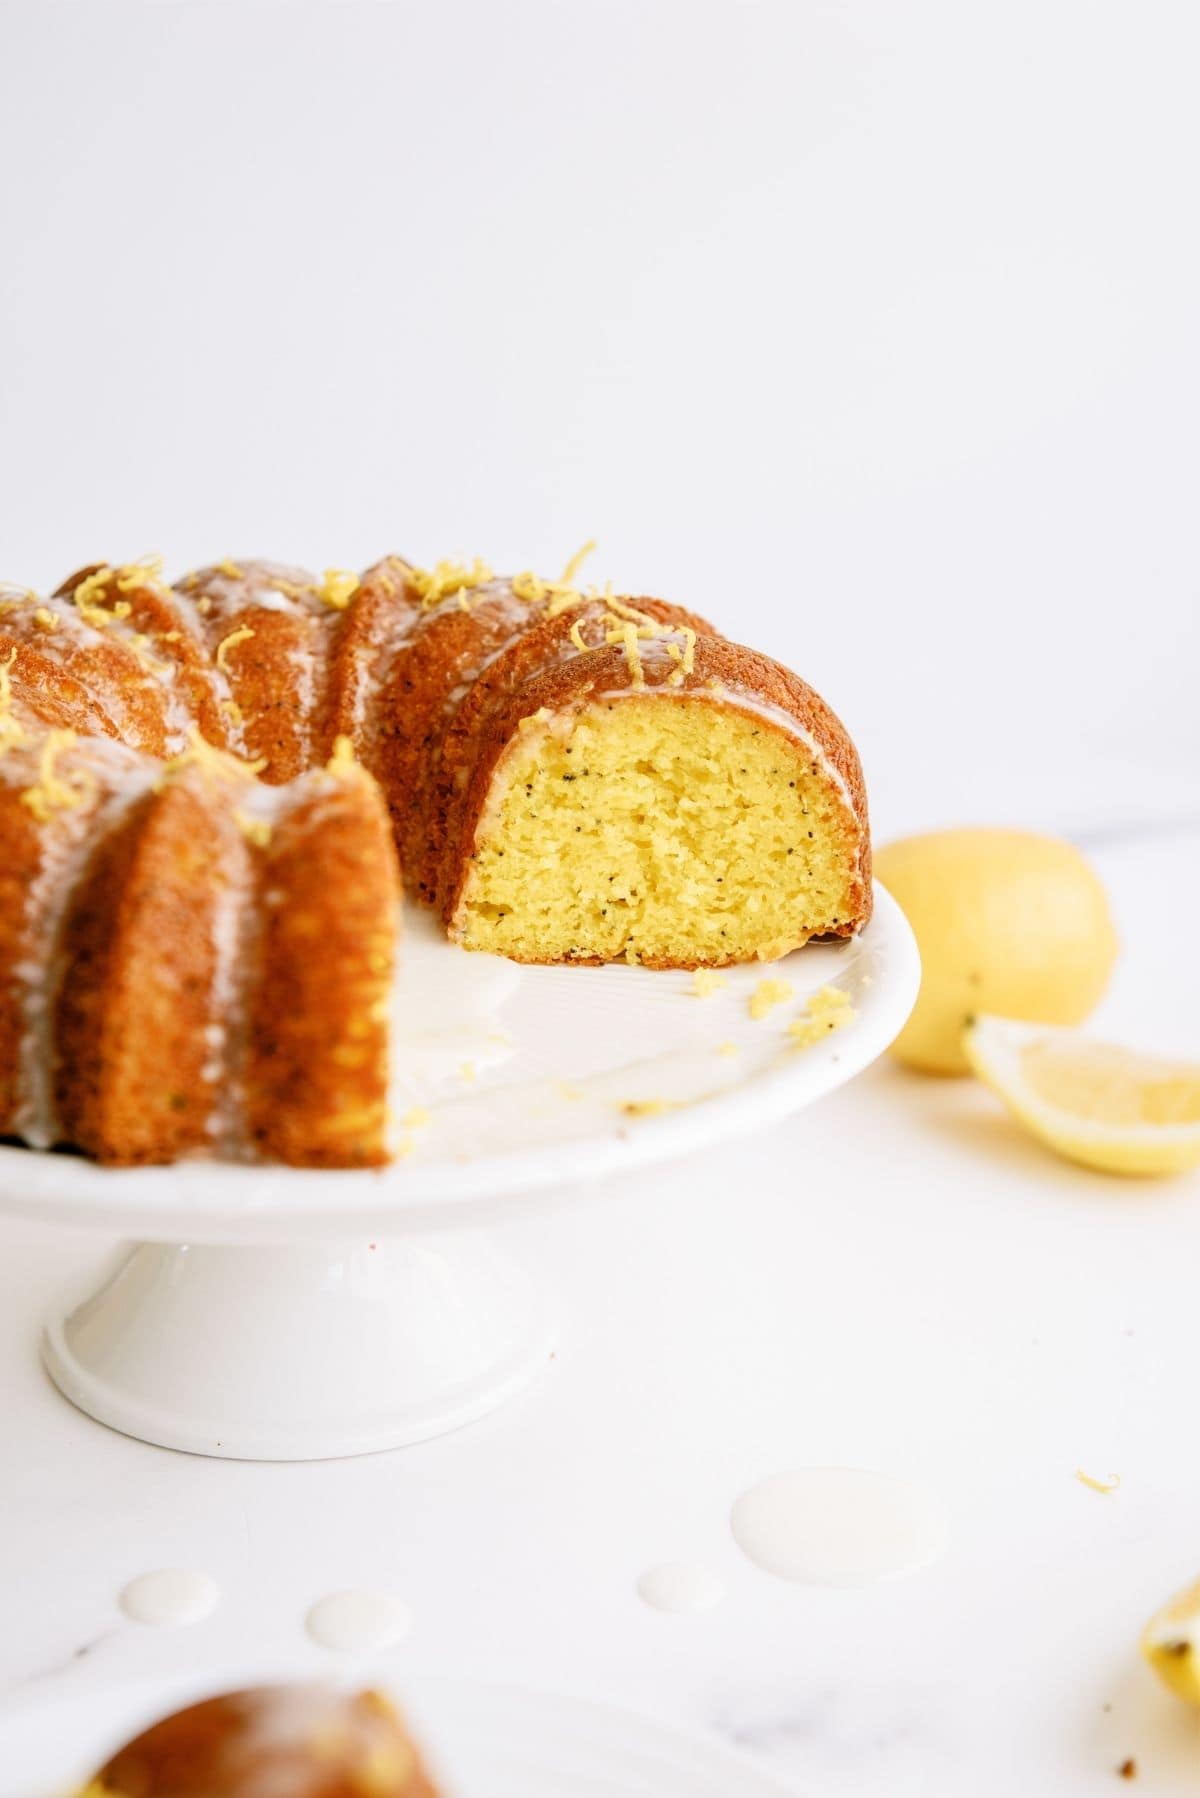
[84, 1683, 440, 1796]
[1142, 1576, 1200, 1703]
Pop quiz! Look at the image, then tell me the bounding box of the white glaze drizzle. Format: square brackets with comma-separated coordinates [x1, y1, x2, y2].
[304, 1587, 412, 1653]
[730, 1468, 947, 1587]
[636, 1561, 726, 1614]
[119, 1567, 220, 1627]
[9, 744, 158, 1148]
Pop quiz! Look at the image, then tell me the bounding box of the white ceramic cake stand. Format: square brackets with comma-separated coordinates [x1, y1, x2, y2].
[0, 888, 918, 1461]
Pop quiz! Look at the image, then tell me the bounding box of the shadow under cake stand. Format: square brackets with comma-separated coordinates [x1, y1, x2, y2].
[0, 886, 919, 1461]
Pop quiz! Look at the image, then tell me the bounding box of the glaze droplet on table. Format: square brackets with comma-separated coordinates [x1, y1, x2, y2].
[636, 1562, 726, 1614]
[304, 1588, 413, 1653]
[730, 1468, 946, 1586]
[118, 1568, 220, 1627]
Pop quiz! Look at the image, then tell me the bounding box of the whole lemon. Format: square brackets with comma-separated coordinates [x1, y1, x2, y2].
[875, 828, 1118, 1074]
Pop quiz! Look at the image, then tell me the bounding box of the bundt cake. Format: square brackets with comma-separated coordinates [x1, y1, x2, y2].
[0, 550, 871, 1167]
[81, 1683, 440, 1796]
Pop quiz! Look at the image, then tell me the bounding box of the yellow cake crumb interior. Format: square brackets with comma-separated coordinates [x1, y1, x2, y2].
[458, 696, 857, 965]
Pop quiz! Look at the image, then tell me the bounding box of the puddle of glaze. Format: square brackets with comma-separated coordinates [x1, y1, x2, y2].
[730, 1468, 946, 1586]
[636, 1562, 726, 1613]
[389, 908, 520, 1102]
[119, 1568, 220, 1627]
[377, 902, 882, 1167]
[304, 1588, 412, 1653]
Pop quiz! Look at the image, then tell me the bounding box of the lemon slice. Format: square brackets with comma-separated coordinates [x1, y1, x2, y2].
[963, 1016, 1200, 1177]
[1142, 1577, 1200, 1702]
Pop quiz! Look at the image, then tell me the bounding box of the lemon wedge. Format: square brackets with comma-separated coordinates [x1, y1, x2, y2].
[1142, 1577, 1200, 1702]
[963, 1016, 1200, 1177]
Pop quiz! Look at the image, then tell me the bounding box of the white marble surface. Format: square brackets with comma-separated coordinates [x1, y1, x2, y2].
[2, 2, 1198, 1785]
[2, 828, 1199, 1794]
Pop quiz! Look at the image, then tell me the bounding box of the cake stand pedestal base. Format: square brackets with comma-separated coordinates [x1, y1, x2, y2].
[41, 1232, 556, 1461]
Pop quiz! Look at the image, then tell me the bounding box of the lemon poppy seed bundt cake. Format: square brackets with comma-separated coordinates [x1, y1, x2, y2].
[0, 550, 871, 1168]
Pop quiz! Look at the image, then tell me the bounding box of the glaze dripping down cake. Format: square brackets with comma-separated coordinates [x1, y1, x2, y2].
[0, 551, 871, 1167]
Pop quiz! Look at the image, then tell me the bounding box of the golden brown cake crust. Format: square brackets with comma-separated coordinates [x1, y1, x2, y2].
[245, 765, 400, 1168]
[54, 563, 231, 751]
[93, 1684, 440, 1797]
[0, 778, 48, 1136]
[53, 774, 247, 1165]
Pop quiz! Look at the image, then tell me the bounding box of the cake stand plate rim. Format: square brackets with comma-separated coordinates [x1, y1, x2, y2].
[0, 884, 919, 1243]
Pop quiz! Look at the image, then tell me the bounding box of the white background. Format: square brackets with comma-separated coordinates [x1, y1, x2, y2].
[3, 5, 1200, 1795]
[2, 0, 1198, 839]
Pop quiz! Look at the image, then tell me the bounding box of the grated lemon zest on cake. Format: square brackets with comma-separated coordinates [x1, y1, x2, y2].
[114, 554, 169, 595]
[559, 539, 598, 586]
[614, 618, 645, 688]
[216, 558, 244, 580]
[72, 567, 118, 627]
[594, 596, 694, 690]
[219, 697, 245, 727]
[543, 583, 592, 620]
[603, 595, 658, 631]
[327, 734, 359, 777]
[233, 808, 273, 848]
[512, 570, 547, 604]
[33, 607, 58, 633]
[216, 624, 255, 669]
[749, 977, 793, 1020]
[318, 568, 359, 611]
[127, 633, 172, 676]
[543, 587, 588, 619]
[159, 726, 267, 785]
[692, 968, 727, 996]
[787, 985, 857, 1046]
[0, 649, 28, 757]
[1076, 1469, 1121, 1495]
[513, 544, 601, 620]
[381, 542, 692, 697]
[71, 559, 165, 627]
[408, 557, 494, 609]
[196, 594, 213, 614]
[20, 730, 96, 823]
[160, 629, 182, 642]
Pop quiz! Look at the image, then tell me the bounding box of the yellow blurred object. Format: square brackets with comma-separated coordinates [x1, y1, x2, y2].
[874, 828, 1117, 1074]
[1142, 1577, 1200, 1702]
[964, 1016, 1200, 1176]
